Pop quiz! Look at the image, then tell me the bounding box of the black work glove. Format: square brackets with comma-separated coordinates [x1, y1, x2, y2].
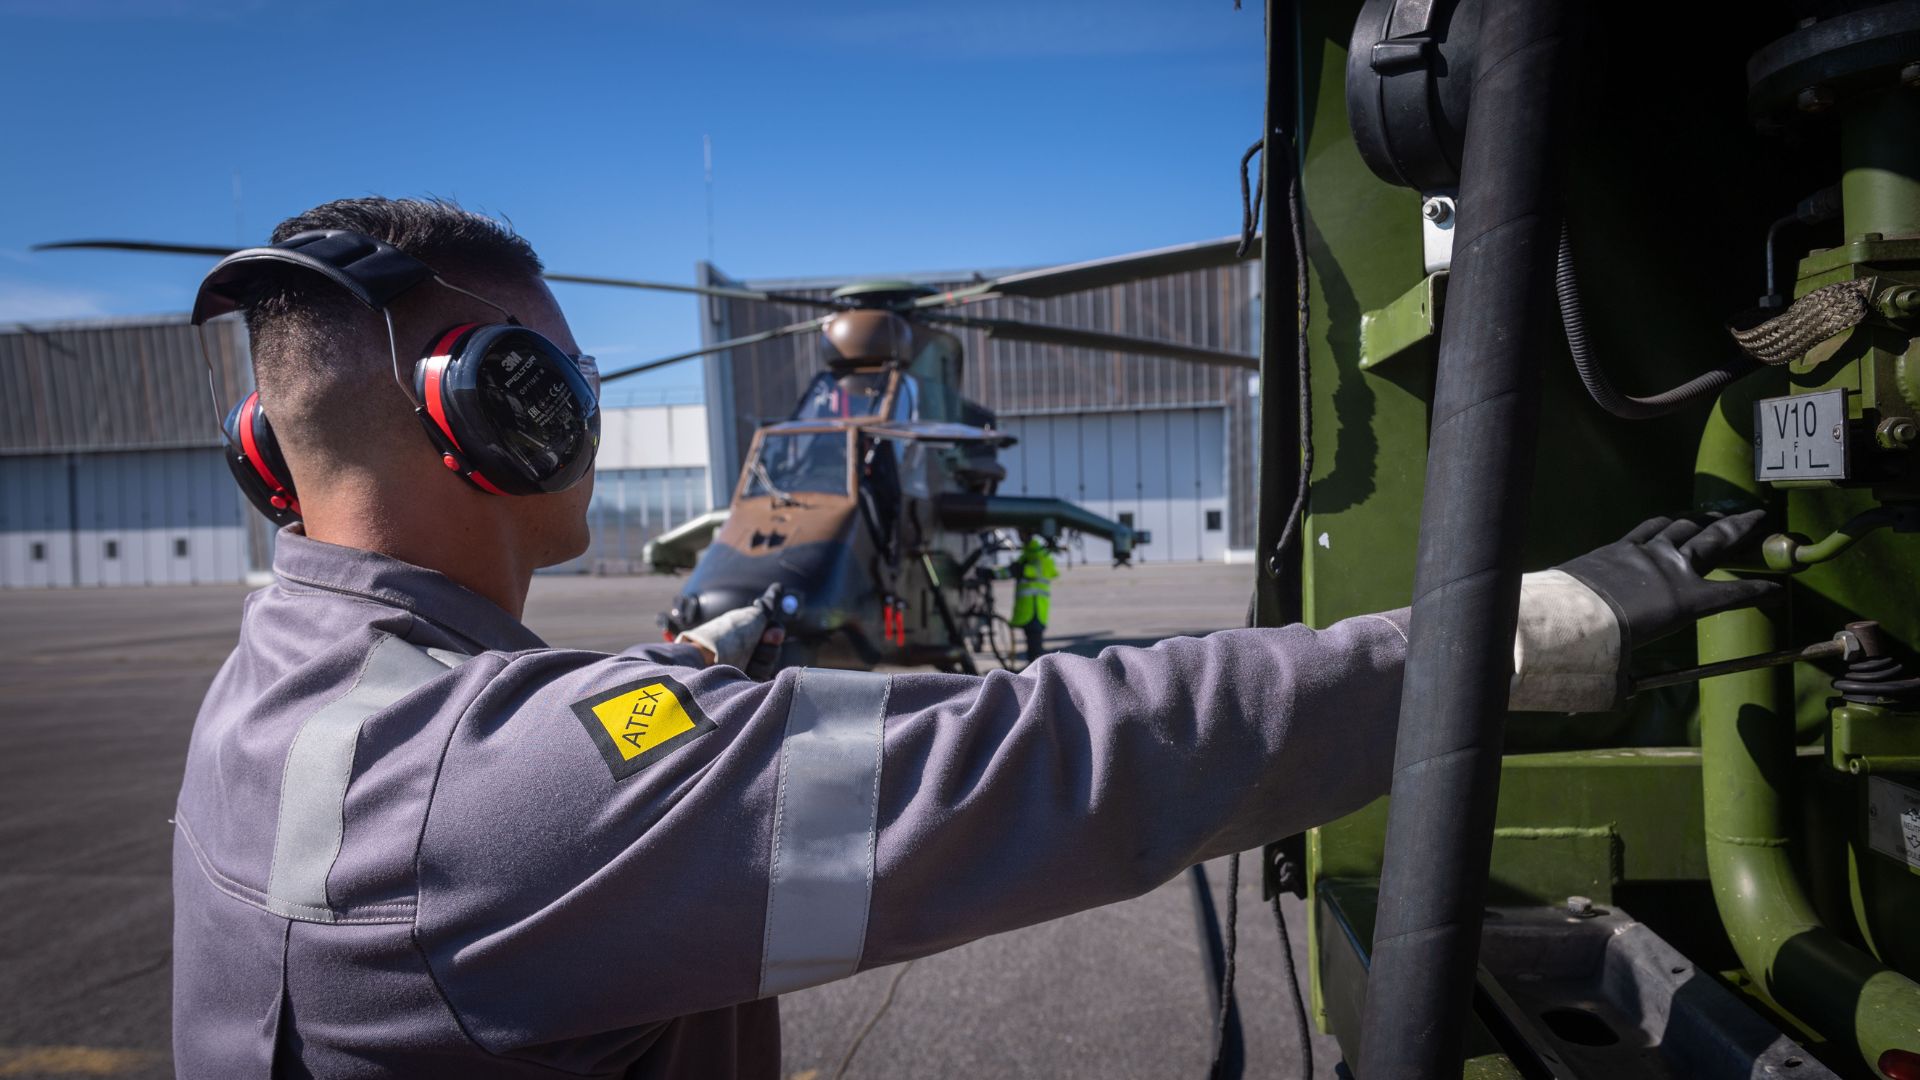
[1555, 510, 1780, 654]
[743, 584, 789, 681]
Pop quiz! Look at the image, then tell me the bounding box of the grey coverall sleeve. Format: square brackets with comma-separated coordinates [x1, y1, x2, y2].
[413, 611, 1408, 1065]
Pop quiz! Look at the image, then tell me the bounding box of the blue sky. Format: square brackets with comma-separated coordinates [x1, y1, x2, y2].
[0, 0, 1264, 406]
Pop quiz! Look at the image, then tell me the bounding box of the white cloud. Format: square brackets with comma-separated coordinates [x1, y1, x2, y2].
[0, 280, 113, 323]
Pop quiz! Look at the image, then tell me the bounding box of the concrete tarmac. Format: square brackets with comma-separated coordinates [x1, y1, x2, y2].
[0, 559, 1342, 1079]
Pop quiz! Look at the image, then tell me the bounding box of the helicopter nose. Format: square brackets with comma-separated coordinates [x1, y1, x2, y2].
[673, 585, 806, 633]
[670, 587, 750, 633]
[697, 587, 759, 624]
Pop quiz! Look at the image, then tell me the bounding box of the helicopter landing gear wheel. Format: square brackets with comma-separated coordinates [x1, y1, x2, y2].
[987, 615, 1025, 674]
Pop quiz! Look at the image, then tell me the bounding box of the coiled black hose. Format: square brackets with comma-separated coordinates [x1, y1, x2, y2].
[1556, 223, 1756, 419]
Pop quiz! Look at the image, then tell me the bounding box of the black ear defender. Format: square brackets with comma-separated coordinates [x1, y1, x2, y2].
[189, 230, 599, 522]
[221, 390, 301, 526]
[412, 321, 598, 496]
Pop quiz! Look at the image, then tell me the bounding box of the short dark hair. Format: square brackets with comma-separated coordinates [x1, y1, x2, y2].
[243, 197, 544, 463]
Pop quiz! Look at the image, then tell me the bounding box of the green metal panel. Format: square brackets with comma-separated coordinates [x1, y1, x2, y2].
[1831, 704, 1920, 775]
[1307, 748, 1715, 1048]
[1284, 1, 1920, 1072]
[1293, 27, 1431, 634]
[1357, 272, 1447, 373]
[1293, 0, 1750, 1062]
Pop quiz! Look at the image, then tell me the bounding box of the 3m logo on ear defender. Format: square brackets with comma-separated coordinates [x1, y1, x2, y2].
[571, 675, 716, 780]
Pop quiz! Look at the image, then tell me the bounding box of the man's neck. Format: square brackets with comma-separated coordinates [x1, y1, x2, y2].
[302, 490, 534, 620]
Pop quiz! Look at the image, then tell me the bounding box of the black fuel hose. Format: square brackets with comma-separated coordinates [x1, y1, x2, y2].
[1354, 0, 1571, 1075]
[1556, 224, 1755, 419]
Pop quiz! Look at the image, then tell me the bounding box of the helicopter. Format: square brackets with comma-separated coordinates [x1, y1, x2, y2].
[570, 237, 1262, 672]
[36, 234, 1258, 673]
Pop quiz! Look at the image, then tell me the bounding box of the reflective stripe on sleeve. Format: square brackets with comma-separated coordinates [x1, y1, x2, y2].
[264, 633, 466, 922]
[758, 668, 890, 997]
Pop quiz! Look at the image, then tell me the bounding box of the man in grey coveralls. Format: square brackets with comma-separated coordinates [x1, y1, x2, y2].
[173, 197, 1775, 1078]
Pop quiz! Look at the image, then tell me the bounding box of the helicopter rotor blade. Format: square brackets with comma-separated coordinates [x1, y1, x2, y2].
[924, 313, 1257, 371]
[543, 273, 842, 310]
[911, 234, 1254, 309]
[597, 316, 829, 385]
[33, 239, 244, 258]
[37, 241, 844, 310]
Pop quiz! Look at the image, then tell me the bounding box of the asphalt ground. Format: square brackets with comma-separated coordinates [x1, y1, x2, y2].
[0, 560, 1342, 1079]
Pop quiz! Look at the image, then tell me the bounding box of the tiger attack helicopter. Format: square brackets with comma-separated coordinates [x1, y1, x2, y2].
[37, 234, 1258, 673]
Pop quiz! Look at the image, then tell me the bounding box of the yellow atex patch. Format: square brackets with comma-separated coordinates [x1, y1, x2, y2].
[571, 675, 715, 780]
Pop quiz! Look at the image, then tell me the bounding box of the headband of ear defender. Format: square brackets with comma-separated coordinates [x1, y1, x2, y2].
[190, 228, 599, 520]
[190, 229, 436, 326]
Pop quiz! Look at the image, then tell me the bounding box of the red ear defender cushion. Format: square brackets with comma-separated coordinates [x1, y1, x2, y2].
[238, 395, 291, 499]
[419, 354, 463, 450]
[414, 332, 512, 496]
[417, 323, 481, 448]
[221, 392, 302, 525]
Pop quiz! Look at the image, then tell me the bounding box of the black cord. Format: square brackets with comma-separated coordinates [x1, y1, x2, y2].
[1242, 119, 1318, 1080]
[829, 960, 915, 1080]
[1208, 854, 1241, 1079]
[1272, 894, 1314, 1079]
[1238, 140, 1265, 259]
[1556, 223, 1754, 420]
[1267, 134, 1312, 577]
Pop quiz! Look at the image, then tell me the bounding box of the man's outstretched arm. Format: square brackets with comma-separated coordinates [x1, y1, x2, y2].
[855, 611, 1411, 973]
[410, 610, 1407, 1066]
[412, 512, 1772, 1069]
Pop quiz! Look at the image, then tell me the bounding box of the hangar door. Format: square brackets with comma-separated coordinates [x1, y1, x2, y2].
[993, 407, 1227, 563]
[0, 449, 251, 588]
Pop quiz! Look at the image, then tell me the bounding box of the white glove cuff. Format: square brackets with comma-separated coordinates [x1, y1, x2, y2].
[678, 606, 768, 670]
[1511, 569, 1623, 713]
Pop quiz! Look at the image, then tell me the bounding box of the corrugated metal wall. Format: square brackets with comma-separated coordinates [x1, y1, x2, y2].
[1, 316, 249, 454]
[698, 260, 1259, 550]
[1, 449, 251, 587]
[997, 408, 1228, 564]
[1, 317, 260, 588]
[0, 315, 718, 586]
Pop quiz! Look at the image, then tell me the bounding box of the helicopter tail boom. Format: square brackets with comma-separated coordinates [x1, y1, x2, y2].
[935, 494, 1147, 561]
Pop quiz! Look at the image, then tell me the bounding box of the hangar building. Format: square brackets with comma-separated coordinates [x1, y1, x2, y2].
[0, 316, 711, 588]
[696, 255, 1261, 563]
[2, 250, 1258, 586]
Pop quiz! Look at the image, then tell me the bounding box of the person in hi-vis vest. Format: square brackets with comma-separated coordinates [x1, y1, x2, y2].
[1007, 535, 1059, 661]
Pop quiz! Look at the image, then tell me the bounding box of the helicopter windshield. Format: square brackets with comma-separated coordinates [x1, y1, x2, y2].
[794, 371, 889, 419]
[891, 374, 919, 421]
[745, 432, 851, 498]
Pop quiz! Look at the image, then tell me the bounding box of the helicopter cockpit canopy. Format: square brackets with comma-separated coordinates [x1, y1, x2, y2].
[742, 427, 853, 500]
[791, 369, 919, 423]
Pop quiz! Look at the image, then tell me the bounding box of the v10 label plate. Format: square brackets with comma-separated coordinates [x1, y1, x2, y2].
[1755, 389, 1848, 483]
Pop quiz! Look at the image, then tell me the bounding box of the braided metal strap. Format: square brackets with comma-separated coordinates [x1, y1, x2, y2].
[1729, 278, 1876, 365]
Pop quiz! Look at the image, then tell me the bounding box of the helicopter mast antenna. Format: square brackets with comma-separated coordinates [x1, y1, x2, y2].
[702, 134, 715, 264]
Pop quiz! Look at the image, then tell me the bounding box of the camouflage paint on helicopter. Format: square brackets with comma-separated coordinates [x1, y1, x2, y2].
[661, 301, 1148, 672]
